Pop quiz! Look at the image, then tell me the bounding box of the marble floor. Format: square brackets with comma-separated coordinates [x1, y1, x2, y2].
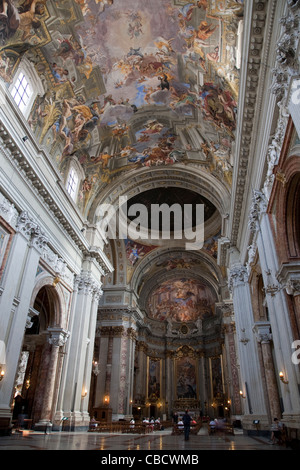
[0, 426, 292, 453]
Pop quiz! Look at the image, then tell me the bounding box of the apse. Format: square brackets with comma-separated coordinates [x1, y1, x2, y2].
[146, 277, 217, 323]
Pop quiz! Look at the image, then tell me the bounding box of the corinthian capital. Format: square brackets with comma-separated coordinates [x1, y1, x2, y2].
[16, 211, 38, 239]
[48, 327, 70, 347]
[16, 211, 49, 253]
[31, 226, 49, 253]
[228, 264, 248, 291]
[75, 271, 103, 299]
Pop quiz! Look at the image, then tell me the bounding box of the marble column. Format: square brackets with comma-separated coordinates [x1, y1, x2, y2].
[126, 328, 137, 415]
[134, 342, 147, 406]
[60, 272, 102, 429]
[198, 352, 207, 415]
[254, 322, 281, 421]
[104, 333, 113, 399]
[80, 284, 102, 423]
[229, 262, 269, 428]
[0, 211, 48, 429]
[118, 329, 129, 416]
[252, 191, 300, 422]
[35, 328, 69, 430]
[165, 352, 173, 418]
[53, 286, 79, 428]
[223, 322, 242, 416]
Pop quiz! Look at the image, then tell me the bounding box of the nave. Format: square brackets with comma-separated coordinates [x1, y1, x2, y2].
[0, 427, 292, 452]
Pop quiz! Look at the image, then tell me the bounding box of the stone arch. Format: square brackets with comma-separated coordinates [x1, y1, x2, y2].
[30, 273, 68, 329]
[131, 246, 224, 299]
[87, 166, 230, 248]
[275, 155, 300, 263]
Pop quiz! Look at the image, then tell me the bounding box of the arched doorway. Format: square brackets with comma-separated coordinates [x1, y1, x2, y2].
[12, 285, 61, 429]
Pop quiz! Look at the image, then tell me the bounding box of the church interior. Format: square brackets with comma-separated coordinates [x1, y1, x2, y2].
[0, 0, 299, 449]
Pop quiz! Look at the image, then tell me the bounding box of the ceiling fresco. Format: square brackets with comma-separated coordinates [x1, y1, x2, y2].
[0, 0, 243, 315]
[0, 0, 243, 211]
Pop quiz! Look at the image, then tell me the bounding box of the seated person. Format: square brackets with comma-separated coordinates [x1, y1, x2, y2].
[209, 419, 216, 433]
[178, 419, 184, 430]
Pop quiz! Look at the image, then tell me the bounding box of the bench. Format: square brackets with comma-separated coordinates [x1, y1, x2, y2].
[172, 422, 202, 435]
[208, 423, 234, 435]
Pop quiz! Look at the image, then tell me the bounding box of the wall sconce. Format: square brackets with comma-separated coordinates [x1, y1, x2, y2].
[104, 395, 110, 405]
[279, 371, 289, 384]
[0, 367, 5, 381]
[240, 390, 246, 399]
[82, 389, 88, 398]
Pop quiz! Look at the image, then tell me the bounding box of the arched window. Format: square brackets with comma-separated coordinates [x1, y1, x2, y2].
[66, 168, 79, 200]
[11, 72, 32, 114]
[65, 157, 85, 202]
[9, 57, 44, 119]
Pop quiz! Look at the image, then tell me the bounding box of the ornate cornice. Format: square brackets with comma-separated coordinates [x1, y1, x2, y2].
[271, 1, 300, 102]
[99, 325, 125, 337]
[0, 120, 112, 276]
[229, 0, 275, 246]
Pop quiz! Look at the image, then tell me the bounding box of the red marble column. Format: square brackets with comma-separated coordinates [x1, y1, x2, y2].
[256, 326, 282, 421]
[35, 328, 69, 427]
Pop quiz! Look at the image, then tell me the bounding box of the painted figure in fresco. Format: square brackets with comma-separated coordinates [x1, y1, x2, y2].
[18, 0, 46, 41]
[0, 0, 20, 43]
[0, 50, 15, 80]
[196, 21, 218, 42]
[196, 0, 208, 9]
[51, 63, 69, 83]
[178, 3, 197, 22]
[158, 74, 170, 91]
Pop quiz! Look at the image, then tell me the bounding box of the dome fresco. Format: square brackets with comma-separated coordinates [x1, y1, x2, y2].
[146, 277, 217, 322]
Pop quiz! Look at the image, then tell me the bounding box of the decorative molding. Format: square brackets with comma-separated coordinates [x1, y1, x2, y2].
[240, 328, 250, 346]
[0, 191, 18, 228]
[248, 190, 267, 234]
[271, 1, 300, 102]
[41, 247, 74, 287]
[229, 0, 270, 246]
[262, 107, 290, 200]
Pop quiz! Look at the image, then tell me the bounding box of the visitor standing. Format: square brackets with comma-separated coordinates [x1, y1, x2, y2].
[183, 409, 192, 441]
